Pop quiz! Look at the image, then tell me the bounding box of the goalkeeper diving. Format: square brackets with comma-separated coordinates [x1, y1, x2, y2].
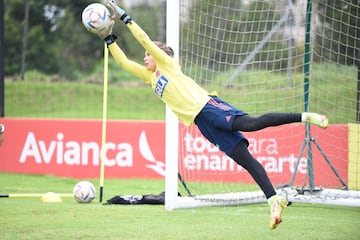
[91, 0, 329, 230]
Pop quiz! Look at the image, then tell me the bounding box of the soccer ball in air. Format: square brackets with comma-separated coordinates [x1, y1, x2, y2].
[73, 181, 96, 203]
[81, 3, 111, 34]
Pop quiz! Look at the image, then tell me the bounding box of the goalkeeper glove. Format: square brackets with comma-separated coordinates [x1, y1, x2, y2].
[96, 19, 115, 40]
[107, 0, 132, 24]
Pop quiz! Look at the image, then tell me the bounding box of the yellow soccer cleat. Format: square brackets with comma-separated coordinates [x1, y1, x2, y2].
[304, 112, 328, 129]
[268, 195, 288, 230]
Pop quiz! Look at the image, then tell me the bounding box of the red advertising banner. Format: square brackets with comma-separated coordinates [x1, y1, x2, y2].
[0, 118, 165, 179]
[178, 124, 348, 188]
[0, 118, 348, 187]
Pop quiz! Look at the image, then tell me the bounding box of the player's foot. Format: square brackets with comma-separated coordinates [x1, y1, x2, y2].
[304, 112, 328, 129]
[268, 195, 288, 230]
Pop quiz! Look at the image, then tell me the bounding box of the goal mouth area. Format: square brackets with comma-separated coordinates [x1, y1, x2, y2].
[164, 0, 360, 212]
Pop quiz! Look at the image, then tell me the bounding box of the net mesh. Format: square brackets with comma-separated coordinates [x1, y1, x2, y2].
[174, 0, 360, 204]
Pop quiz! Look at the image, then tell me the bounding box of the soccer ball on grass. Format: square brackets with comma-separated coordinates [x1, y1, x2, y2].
[73, 181, 96, 203]
[81, 3, 112, 34]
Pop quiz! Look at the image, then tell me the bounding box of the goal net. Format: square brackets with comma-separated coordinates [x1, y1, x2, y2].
[165, 0, 360, 209]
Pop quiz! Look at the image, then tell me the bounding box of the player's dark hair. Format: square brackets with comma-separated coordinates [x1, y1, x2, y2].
[153, 41, 174, 57]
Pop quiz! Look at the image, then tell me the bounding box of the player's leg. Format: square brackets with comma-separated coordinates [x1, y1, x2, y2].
[232, 113, 300, 132]
[231, 140, 288, 230]
[232, 112, 328, 132]
[231, 140, 277, 198]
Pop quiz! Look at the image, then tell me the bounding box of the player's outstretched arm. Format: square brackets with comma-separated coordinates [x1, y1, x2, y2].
[81, 2, 150, 81]
[108, 43, 150, 82]
[107, 0, 132, 24]
[107, 0, 171, 63]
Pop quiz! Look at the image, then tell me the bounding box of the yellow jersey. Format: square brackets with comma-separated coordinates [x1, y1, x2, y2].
[108, 21, 212, 126]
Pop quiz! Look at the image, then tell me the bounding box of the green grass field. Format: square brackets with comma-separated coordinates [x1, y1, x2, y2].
[0, 173, 359, 240]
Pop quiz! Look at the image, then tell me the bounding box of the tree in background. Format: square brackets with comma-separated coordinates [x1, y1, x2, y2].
[3, 0, 162, 80]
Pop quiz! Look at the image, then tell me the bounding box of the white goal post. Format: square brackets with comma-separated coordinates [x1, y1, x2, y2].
[164, 0, 180, 211]
[165, 0, 360, 210]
